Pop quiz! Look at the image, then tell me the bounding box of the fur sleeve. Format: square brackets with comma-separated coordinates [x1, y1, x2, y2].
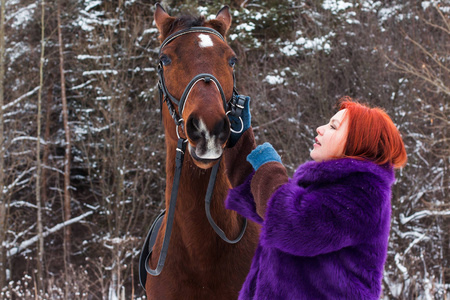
[224, 128, 256, 188]
[225, 172, 264, 224]
[259, 174, 390, 256]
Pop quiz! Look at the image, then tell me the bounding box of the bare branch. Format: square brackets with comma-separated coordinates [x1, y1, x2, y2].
[2, 86, 40, 111]
[6, 211, 94, 257]
[400, 210, 450, 224]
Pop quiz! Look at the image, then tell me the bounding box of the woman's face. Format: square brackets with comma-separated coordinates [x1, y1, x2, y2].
[310, 109, 349, 162]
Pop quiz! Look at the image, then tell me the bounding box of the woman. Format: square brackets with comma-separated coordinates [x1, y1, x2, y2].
[225, 97, 407, 299]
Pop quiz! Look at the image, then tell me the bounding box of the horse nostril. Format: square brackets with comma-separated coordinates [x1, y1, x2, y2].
[186, 116, 203, 142]
[215, 116, 230, 145]
[187, 116, 230, 145]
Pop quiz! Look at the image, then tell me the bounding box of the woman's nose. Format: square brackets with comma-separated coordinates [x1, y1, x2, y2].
[316, 125, 324, 135]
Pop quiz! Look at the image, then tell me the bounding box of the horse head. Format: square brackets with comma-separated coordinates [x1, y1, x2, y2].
[155, 4, 236, 169]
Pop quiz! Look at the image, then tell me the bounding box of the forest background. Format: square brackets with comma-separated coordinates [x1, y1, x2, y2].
[0, 0, 448, 299]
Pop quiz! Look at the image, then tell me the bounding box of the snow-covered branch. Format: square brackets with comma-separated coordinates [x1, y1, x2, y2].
[11, 136, 47, 145]
[394, 253, 409, 281]
[7, 211, 94, 257]
[5, 201, 50, 210]
[403, 233, 428, 255]
[2, 86, 40, 111]
[3, 167, 36, 195]
[82, 70, 118, 76]
[400, 210, 450, 224]
[5, 3, 37, 25]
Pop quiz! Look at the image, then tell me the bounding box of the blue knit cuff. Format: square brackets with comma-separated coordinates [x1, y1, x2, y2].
[247, 142, 282, 171]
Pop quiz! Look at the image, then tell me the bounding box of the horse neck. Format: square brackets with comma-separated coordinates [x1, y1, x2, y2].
[164, 137, 238, 234]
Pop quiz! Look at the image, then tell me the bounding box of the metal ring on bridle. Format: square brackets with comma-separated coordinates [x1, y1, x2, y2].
[176, 119, 185, 139]
[226, 111, 244, 134]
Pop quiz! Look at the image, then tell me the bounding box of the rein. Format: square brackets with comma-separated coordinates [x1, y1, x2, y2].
[146, 27, 247, 277]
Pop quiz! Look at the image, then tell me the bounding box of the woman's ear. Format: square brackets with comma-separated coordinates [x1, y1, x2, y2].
[154, 3, 176, 41]
[208, 6, 232, 37]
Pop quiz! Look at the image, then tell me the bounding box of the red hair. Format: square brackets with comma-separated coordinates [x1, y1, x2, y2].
[339, 97, 407, 169]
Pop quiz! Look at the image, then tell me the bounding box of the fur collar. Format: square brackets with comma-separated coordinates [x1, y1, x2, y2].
[293, 158, 395, 186]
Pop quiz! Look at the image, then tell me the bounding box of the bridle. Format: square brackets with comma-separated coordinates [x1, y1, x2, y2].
[157, 27, 244, 132]
[146, 27, 248, 277]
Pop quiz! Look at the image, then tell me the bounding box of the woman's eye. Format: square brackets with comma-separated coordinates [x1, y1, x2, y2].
[160, 55, 171, 66]
[229, 57, 237, 68]
[330, 125, 336, 129]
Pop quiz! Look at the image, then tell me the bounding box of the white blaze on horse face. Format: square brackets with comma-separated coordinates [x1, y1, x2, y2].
[198, 34, 214, 48]
[192, 119, 222, 159]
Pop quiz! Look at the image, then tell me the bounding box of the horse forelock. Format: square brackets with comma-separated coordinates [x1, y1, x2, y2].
[168, 15, 206, 35]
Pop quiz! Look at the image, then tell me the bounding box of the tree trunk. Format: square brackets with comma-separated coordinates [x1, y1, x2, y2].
[42, 85, 52, 204]
[0, 0, 6, 289]
[57, 0, 71, 265]
[35, 0, 46, 290]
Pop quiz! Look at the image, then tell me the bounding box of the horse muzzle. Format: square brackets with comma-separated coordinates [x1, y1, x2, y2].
[185, 114, 230, 167]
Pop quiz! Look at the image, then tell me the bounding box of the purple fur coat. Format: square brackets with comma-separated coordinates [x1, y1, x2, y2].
[226, 157, 395, 299]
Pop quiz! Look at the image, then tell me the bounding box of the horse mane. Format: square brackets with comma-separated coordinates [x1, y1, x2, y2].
[170, 15, 206, 33]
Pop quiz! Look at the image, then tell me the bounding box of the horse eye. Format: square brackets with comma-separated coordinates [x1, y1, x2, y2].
[229, 57, 237, 68]
[160, 55, 171, 66]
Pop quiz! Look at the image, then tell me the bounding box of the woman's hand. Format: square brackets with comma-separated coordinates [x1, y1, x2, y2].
[228, 96, 251, 147]
[247, 142, 282, 171]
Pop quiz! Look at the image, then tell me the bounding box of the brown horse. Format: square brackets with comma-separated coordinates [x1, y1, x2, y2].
[144, 4, 259, 300]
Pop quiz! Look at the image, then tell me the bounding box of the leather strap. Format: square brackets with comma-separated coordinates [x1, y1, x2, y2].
[159, 27, 225, 56]
[205, 158, 247, 244]
[178, 73, 227, 116]
[139, 209, 165, 288]
[145, 138, 187, 276]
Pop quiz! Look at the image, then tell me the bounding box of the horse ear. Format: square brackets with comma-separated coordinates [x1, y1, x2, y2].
[210, 6, 232, 37]
[154, 3, 176, 40]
